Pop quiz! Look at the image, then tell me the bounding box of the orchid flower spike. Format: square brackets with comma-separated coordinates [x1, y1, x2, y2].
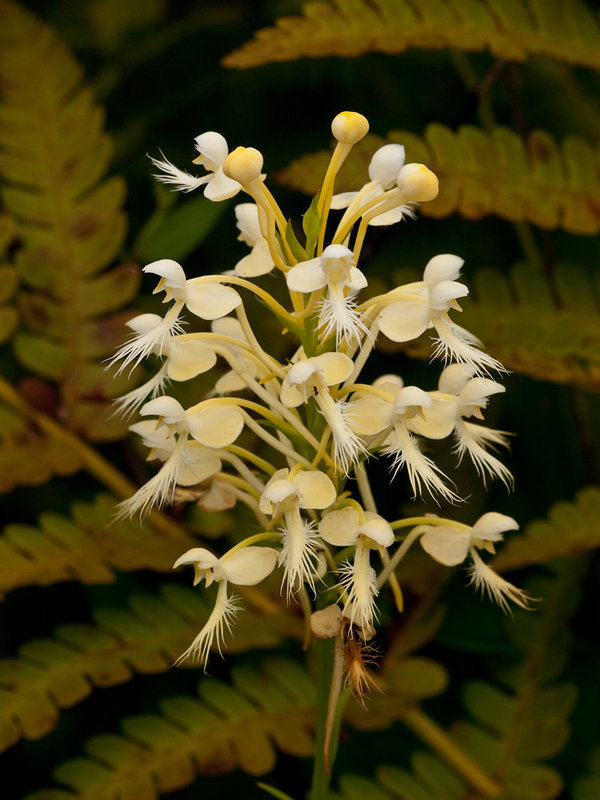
[173, 545, 278, 667]
[418, 512, 530, 611]
[149, 131, 241, 201]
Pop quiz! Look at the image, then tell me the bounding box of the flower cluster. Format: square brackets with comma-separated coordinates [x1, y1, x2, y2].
[112, 112, 528, 671]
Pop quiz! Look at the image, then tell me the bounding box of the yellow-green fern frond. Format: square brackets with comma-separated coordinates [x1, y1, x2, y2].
[0, 0, 141, 441]
[0, 495, 195, 595]
[389, 262, 600, 392]
[0, 213, 18, 343]
[493, 487, 600, 572]
[224, 0, 600, 72]
[23, 653, 449, 799]
[0, 402, 82, 492]
[0, 585, 303, 752]
[575, 748, 600, 800]
[277, 125, 600, 235]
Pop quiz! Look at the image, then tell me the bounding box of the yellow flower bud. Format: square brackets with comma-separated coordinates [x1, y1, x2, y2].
[397, 163, 439, 202]
[331, 111, 369, 145]
[223, 146, 264, 184]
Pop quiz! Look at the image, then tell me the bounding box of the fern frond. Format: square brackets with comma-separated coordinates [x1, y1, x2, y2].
[0, 585, 303, 752]
[0, 401, 83, 492]
[574, 748, 600, 800]
[23, 653, 449, 798]
[277, 125, 600, 235]
[0, 0, 141, 441]
[493, 487, 600, 572]
[0, 495, 195, 596]
[0, 213, 18, 343]
[388, 261, 600, 392]
[224, 0, 600, 72]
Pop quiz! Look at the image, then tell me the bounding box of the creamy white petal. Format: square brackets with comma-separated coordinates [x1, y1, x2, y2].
[187, 404, 244, 447]
[286, 259, 326, 293]
[166, 339, 217, 381]
[423, 254, 464, 286]
[377, 298, 430, 343]
[184, 281, 241, 320]
[318, 507, 360, 547]
[295, 470, 337, 510]
[420, 526, 471, 566]
[221, 546, 279, 585]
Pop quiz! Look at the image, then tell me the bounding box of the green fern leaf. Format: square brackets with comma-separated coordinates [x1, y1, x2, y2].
[0, 401, 83, 492]
[223, 0, 600, 72]
[0, 584, 303, 752]
[23, 652, 449, 798]
[493, 487, 600, 572]
[277, 125, 600, 235]
[574, 748, 600, 800]
[0, 213, 18, 343]
[0, 0, 141, 440]
[0, 495, 195, 595]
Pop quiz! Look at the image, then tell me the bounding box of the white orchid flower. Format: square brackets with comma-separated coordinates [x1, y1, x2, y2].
[408, 363, 513, 487]
[377, 254, 503, 374]
[149, 131, 241, 201]
[259, 467, 336, 595]
[173, 545, 278, 666]
[418, 513, 529, 611]
[112, 314, 219, 415]
[349, 375, 458, 502]
[280, 352, 366, 473]
[116, 396, 243, 517]
[319, 507, 394, 635]
[286, 244, 369, 345]
[331, 144, 415, 227]
[232, 203, 274, 277]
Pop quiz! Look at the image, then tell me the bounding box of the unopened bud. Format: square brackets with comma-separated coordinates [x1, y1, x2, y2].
[331, 111, 369, 145]
[310, 604, 343, 639]
[397, 163, 439, 202]
[223, 146, 264, 184]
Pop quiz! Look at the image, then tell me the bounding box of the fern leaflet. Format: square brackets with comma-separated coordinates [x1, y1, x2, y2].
[0, 0, 140, 441]
[224, 0, 600, 73]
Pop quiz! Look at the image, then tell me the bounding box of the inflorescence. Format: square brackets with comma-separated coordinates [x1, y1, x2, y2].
[111, 112, 528, 671]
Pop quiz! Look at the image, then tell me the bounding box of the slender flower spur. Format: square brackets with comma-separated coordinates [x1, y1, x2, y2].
[112, 111, 526, 673]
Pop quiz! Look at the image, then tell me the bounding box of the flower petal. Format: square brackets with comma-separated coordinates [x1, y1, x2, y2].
[360, 513, 394, 547]
[185, 281, 241, 320]
[295, 470, 336, 510]
[204, 166, 241, 202]
[187, 404, 244, 447]
[420, 526, 471, 566]
[286, 259, 326, 293]
[408, 392, 458, 439]
[167, 340, 217, 381]
[318, 507, 359, 547]
[471, 512, 518, 541]
[423, 254, 464, 286]
[221, 546, 279, 585]
[312, 352, 354, 385]
[177, 444, 222, 486]
[377, 299, 430, 342]
[193, 131, 229, 167]
[141, 396, 186, 425]
[143, 259, 186, 288]
[235, 239, 274, 277]
[173, 547, 219, 570]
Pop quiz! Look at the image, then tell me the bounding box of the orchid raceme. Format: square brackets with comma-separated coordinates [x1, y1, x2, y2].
[112, 112, 525, 675]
